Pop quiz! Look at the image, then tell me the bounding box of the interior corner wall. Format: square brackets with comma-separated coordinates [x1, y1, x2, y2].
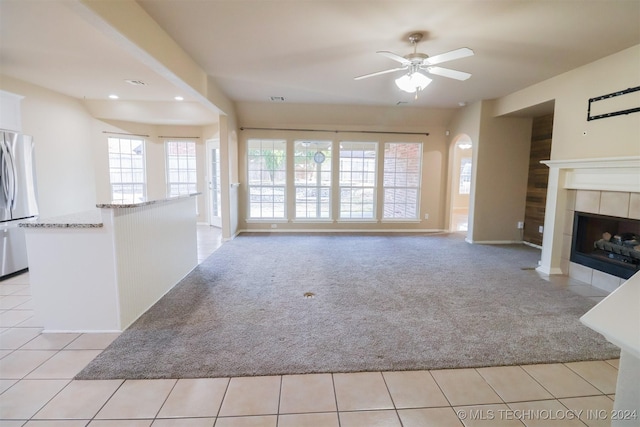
[492, 44, 640, 161]
[0, 75, 97, 218]
[472, 100, 533, 243]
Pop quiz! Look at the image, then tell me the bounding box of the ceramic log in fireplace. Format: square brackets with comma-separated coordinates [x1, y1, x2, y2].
[571, 211, 640, 279]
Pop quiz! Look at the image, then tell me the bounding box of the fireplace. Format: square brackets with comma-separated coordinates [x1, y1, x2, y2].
[571, 211, 640, 279]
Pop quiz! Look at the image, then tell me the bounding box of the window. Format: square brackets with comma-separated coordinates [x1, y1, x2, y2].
[247, 139, 287, 219]
[108, 137, 146, 203]
[294, 141, 332, 219]
[166, 140, 197, 196]
[459, 157, 472, 194]
[383, 142, 422, 219]
[339, 141, 377, 219]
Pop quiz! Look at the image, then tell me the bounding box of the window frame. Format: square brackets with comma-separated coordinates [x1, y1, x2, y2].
[382, 142, 423, 221]
[338, 141, 378, 221]
[107, 136, 147, 204]
[165, 140, 198, 197]
[293, 140, 333, 220]
[246, 138, 288, 220]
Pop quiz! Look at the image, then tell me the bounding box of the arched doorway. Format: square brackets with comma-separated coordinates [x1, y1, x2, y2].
[450, 135, 473, 232]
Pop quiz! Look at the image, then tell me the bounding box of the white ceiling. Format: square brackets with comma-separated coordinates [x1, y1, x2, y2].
[1, 0, 639, 124]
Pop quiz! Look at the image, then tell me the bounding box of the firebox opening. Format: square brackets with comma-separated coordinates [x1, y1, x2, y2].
[570, 211, 640, 279]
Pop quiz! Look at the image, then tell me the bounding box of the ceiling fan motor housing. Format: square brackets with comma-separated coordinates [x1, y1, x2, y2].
[405, 52, 429, 63]
[408, 33, 423, 44]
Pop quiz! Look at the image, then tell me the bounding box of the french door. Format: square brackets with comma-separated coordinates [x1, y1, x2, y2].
[206, 139, 222, 228]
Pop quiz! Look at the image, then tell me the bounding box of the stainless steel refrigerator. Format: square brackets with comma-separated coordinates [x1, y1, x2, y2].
[0, 129, 39, 279]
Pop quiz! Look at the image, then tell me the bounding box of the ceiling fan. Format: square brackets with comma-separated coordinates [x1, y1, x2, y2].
[355, 32, 474, 97]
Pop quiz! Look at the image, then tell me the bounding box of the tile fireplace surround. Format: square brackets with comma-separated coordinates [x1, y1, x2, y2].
[537, 156, 640, 292]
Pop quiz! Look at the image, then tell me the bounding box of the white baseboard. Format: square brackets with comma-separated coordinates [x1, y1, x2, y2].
[43, 328, 123, 334]
[523, 241, 543, 250]
[237, 228, 446, 234]
[225, 230, 241, 241]
[466, 240, 524, 245]
[536, 265, 564, 275]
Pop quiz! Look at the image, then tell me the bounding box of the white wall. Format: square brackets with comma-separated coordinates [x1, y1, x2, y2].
[0, 75, 97, 218]
[473, 102, 532, 243]
[493, 44, 640, 160]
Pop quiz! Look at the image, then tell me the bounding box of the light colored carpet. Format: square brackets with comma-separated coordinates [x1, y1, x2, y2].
[77, 233, 619, 379]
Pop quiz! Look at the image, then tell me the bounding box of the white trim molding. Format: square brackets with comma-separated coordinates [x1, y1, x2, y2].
[542, 156, 640, 193]
[465, 239, 524, 245]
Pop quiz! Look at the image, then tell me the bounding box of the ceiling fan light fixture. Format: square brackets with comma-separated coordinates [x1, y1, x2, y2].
[395, 72, 432, 93]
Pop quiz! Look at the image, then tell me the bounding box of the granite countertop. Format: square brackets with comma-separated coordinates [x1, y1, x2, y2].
[19, 210, 103, 228]
[20, 194, 201, 228]
[96, 193, 200, 208]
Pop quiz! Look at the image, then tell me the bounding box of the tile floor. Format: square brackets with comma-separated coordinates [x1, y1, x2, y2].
[0, 227, 623, 426]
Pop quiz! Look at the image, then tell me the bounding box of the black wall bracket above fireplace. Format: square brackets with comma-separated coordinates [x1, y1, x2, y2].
[587, 85, 640, 121]
[571, 211, 640, 280]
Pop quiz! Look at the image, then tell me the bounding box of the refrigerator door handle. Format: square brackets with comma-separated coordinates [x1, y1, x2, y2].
[1, 140, 16, 211]
[7, 141, 17, 211]
[0, 139, 11, 215]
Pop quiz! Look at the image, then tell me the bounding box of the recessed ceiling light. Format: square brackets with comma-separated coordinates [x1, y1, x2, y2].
[108, 94, 119, 99]
[174, 96, 184, 101]
[125, 79, 147, 86]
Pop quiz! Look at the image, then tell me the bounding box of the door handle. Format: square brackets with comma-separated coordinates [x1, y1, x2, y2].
[2, 141, 16, 211]
[0, 141, 11, 212]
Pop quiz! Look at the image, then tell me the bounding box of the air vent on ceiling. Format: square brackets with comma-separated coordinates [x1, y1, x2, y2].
[125, 79, 147, 86]
[270, 96, 285, 102]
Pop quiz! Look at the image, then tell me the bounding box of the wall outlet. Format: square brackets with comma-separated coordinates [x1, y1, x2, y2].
[271, 224, 277, 229]
[517, 221, 524, 229]
[538, 225, 544, 233]
[424, 213, 429, 219]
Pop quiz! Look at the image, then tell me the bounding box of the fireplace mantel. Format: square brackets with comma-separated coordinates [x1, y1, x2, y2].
[541, 156, 640, 193]
[537, 156, 640, 276]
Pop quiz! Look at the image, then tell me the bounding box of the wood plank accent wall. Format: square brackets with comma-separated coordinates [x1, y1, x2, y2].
[523, 114, 553, 246]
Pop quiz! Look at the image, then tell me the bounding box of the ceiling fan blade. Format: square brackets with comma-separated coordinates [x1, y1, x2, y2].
[377, 51, 411, 64]
[425, 66, 472, 81]
[424, 47, 474, 65]
[354, 66, 407, 80]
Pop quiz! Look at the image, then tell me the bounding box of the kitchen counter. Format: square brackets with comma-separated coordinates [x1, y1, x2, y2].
[20, 209, 103, 228]
[581, 272, 640, 425]
[95, 193, 199, 209]
[21, 194, 200, 228]
[22, 194, 199, 332]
